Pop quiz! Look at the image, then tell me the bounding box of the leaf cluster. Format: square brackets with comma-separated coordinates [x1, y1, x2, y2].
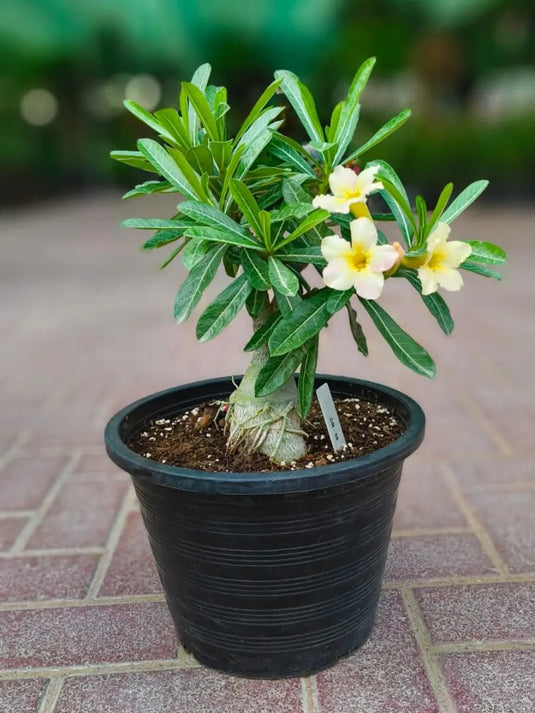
[115, 60, 506, 417]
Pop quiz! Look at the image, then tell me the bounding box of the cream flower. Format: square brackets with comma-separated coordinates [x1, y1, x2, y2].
[417, 222, 472, 295]
[321, 218, 399, 300]
[312, 165, 383, 214]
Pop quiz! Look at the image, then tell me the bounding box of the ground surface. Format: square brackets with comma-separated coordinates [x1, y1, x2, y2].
[0, 192, 533, 713]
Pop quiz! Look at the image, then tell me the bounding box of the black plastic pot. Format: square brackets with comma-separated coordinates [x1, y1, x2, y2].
[104, 375, 425, 679]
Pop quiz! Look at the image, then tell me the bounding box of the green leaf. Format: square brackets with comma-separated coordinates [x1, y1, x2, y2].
[122, 180, 171, 199]
[184, 145, 214, 174]
[182, 81, 220, 141]
[415, 195, 427, 240]
[332, 105, 360, 166]
[275, 209, 330, 250]
[426, 182, 453, 236]
[359, 298, 436, 378]
[244, 313, 280, 351]
[182, 239, 210, 270]
[298, 336, 319, 418]
[246, 289, 266, 318]
[255, 347, 306, 398]
[274, 290, 301, 317]
[235, 130, 274, 180]
[142, 229, 183, 250]
[229, 179, 265, 239]
[462, 241, 507, 265]
[123, 101, 175, 143]
[178, 201, 250, 239]
[268, 134, 316, 177]
[396, 267, 454, 335]
[380, 178, 418, 239]
[460, 261, 503, 280]
[241, 250, 271, 290]
[441, 180, 489, 224]
[110, 150, 156, 173]
[174, 244, 227, 324]
[122, 218, 192, 230]
[259, 211, 271, 247]
[269, 290, 331, 356]
[326, 289, 353, 314]
[274, 70, 324, 143]
[137, 139, 198, 200]
[278, 245, 326, 266]
[153, 108, 190, 148]
[346, 303, 368, 356]
[184, 226, 262, 250]
[187, 64, 212, 142]
[332, 57, 375, 160]
[167, 147, 212, 202]
[234, 78, 283, 142]
[372, 160, 414, 246]
[209, 140, 232, 170]
[219, 144, 246, 205]
[268, 257, 299, 296]
[236, 106, 283, 150]
[281, 177, 310, 204]
[348, 109, 411, 162]
[270, 202, 314, 223]
[196, 273, 251, 342]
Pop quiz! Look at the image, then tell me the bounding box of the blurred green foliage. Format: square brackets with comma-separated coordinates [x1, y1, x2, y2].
[0, 0, 533, 204]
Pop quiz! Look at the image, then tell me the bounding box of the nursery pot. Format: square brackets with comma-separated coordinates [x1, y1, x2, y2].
[104, 375, 425, 678]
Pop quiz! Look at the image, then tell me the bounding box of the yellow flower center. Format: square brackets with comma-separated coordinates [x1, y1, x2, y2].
[348, 247, 368, 271]
[428, 247, 446, 270]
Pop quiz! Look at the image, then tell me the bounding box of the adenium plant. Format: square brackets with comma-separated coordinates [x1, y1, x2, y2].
[115, 58, 506, 464]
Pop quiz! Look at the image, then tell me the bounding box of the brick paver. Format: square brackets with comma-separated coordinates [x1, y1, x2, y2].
[0, 195, 532, 712]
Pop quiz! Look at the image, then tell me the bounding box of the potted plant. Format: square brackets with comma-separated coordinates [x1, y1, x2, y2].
[105, 58, 506, 678]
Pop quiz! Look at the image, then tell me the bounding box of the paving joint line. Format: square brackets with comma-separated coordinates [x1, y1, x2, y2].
[441, 463, 509, 576]
[9, 451, 82, 554]
[401, 586, 457, 713]
[0, 547, 104, 560]
[431, 641, 535, 655]
[0, 429, 31, 471]
[0, 510, 34, 520]
[0, 593, 165, 612]
[392, 527, 472, 538]
[0, 658, 189, 682]
[301, 675, 319, 713]
[85, 487, 137, 600]
[383, 571, 535, 589]
[37, 677, 64, 713]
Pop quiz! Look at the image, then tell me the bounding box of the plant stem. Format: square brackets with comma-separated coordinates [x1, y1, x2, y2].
[225, 306, 307, 464]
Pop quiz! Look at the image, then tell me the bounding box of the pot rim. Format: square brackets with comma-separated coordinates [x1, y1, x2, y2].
[104, 374, 425, 495]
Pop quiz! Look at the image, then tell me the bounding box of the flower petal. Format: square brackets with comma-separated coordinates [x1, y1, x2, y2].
[322, 258, 356, 291]
[427, 222, 451, 252]
[368, 244, 399, 272]
[436, 266, 464, 292]
[441, 240, 472, 268]
[312, 194, 353, 214]
[353, 269, 385, 300]
[321, 234, 353, 261]
[350, 217, 378, 252]
[329, 165, 359, 198]
[355, 164, 383, 195]
[418, 266, 439, 295]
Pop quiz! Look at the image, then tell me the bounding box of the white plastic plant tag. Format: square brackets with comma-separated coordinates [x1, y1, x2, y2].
[316, 383, 347, 453]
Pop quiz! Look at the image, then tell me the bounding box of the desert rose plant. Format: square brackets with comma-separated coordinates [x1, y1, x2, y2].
[114, 58, 506, 464]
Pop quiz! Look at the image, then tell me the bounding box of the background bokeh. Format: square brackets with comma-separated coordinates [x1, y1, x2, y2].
[1, 0, 534, 206]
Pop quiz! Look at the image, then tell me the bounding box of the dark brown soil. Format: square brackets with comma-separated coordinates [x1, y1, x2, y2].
[128, 397, 405, 473]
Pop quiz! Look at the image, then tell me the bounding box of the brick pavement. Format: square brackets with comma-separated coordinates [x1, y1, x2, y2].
[0, 193, 533, 712]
